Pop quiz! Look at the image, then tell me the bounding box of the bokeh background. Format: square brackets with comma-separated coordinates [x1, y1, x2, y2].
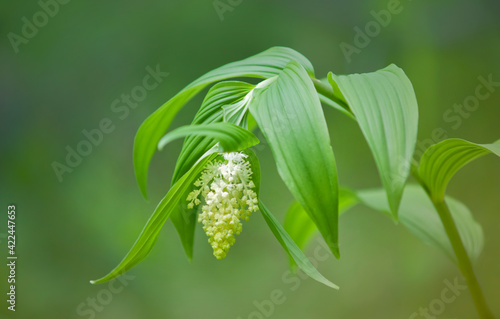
[1, 0, 500, 318]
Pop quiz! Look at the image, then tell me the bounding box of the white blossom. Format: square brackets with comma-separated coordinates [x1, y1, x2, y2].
[187, 152, 258, 259]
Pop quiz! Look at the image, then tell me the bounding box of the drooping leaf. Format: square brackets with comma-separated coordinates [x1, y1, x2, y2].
[91, 152, 218, 284]
[357, 185, 484, 262]
[246, 148, 336, 288]
[168, 186, 199, 262]
[418, 138, 500, 201]
[170, 81, 254, 261]
[250, 61, 340, 258]
[284, 188, 358, 254]
[284, 202, 318, 256]
[134, 47, 314, 199]
[259, 202, 339, 289]
[328, 65, 419, 217]
[158, 123, 259, 153]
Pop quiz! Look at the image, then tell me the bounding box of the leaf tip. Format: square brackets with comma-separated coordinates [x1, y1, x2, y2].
[184, 250, 194, 264]
[134, 172, 149, 200]
[134, 166, 149, 200]
[89, 277, 106, 285]
[323, 278, 340, 290]
[325, 239, 341, 259]
[139, 185, 149, 201]
[157, 134, 172, 151]
[387, 192, 402, 221]
[333, 248, 341, 260]
[330, 283, 340, 290]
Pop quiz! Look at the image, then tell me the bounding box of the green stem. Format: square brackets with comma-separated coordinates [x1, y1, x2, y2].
[434, 200, 494, 318]
[311, 77, 352, 115]
[411, 163, 494, 319]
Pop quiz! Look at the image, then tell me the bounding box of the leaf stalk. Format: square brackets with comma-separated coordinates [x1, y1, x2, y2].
[411, 162, 494, 319]
[311, 77, 351, 114]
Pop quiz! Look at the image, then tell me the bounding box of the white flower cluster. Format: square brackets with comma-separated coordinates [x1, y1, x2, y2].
[187, 152, 258, 259]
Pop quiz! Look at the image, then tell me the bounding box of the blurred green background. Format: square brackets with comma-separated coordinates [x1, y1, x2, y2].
[1, 0, 500, 318]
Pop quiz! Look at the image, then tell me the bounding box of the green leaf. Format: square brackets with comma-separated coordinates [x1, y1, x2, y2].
[418, 138, 500, 201]
[134, 47, 314, 199]
[158, 123, 259, 153]
[172, 81, 255, 184]
[328, 64, 419, 217]
[357, 185, 484, 262]
[284, 188, 358, 253]
[169, 81, 254, 261]
[250, 61, 340, 258]
[168, 190, 198, 262]
[284, 202, 318, 255]
[259, 202, 339, 289]
[247, 147, 336, 288]
[91, 152, 218, 284]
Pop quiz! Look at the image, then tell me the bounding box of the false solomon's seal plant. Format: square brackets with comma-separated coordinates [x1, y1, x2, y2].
[92, 47, 498, 318]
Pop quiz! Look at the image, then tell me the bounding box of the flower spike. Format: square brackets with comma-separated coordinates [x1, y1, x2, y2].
[187, 152, 258, 259]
